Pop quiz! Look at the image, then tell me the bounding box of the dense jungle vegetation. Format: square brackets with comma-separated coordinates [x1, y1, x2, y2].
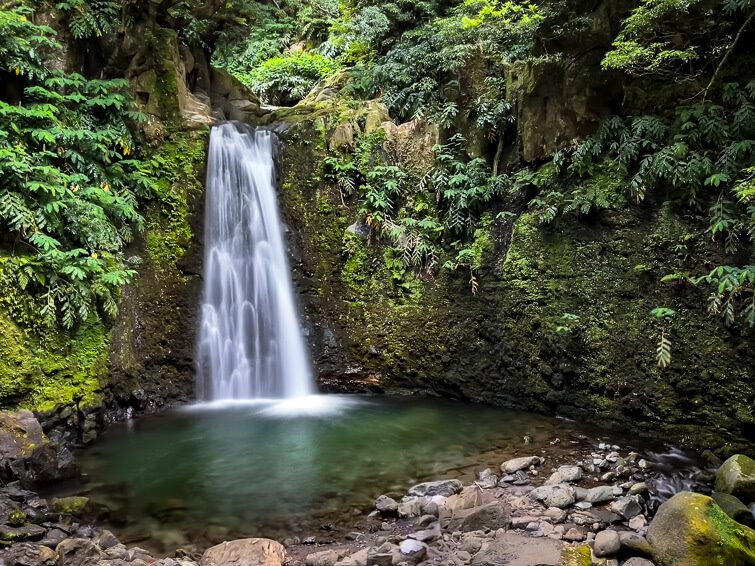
[0, 0, 753, 370]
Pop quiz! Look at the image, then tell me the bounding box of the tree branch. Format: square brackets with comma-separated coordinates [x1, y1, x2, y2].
[704, 8, 755, 101]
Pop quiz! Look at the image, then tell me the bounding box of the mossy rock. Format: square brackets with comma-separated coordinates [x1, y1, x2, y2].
[560, 545, 592, 565]
[51, 496, 90, 516]
[647, 491, 755, 566]
[716, 455, 755, 504]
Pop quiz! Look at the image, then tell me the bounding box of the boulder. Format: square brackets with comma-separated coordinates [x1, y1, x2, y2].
[715, 455, 755, 504]
[610, 495, 643, 519]
[201, 539, 285, 566]
[530, 484, 576, 508]
[619, 531, 653, 556]
[500, 456, 540, 474]
[398, 539, 427, 563]
[0, 410, 77, 487]
[407, 479, 463, 498]
[712, 491, 755, 527]
[647, 492, 755, 566]
[448, 501, 512, 532]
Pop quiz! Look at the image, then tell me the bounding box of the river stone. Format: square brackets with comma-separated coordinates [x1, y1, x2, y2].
[472, 532, 563, 565]
[366, 542, 400, 566]
[335, 548, 369, 566]
[593, 530, 621, 557]
[500, 456, 540, 474]
[448, 501, 512, 532]
[397, 498, 422, 518]
[619, 532, 653, 556]
[200, 538, 285, 566]
[0, 524, 47, 543]
[530, 484, 576, 508]
[375, 495, 398, 515]
[0, 542, 56, 565]
[715, 455, 755, 505]
[584, 485, 615, 503]
[610, 495, 643, 519]
[442, 486, 482, 516]
[407, 479, 463, 498]
[545, 465, 582, 485]
[647, 492, 755, 566]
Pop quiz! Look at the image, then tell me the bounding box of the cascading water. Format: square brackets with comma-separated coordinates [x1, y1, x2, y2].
[196, 122, 314, 401]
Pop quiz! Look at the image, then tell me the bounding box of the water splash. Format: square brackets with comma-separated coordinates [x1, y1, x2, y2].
[196, 122, 314, 401]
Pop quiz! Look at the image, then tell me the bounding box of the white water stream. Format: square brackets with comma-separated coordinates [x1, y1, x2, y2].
[196, 122, 314, 401]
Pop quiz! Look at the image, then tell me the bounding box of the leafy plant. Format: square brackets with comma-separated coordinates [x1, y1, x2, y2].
[651, 307, 676, 368]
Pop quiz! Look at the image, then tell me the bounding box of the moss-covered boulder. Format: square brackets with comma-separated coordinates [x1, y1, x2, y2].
[716, 455, 755, 505]
[712, 491, 755, 528]
[647, 492, 755, 566]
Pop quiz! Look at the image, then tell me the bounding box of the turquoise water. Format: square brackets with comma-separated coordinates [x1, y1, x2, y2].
[64, 396, 656, 551]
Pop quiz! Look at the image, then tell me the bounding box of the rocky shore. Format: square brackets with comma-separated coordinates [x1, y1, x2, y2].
[0, 410, 754, 566]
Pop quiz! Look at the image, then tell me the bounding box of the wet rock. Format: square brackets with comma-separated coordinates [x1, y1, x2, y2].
[715, 455, 755, 508]
[0, 411, 77, 487]
[545, 465, 582, 485]
[0, 524, 47, 543]
[375, 495, 398, 516]
[200, 538, 285, 566]
[407, 479, 462, 498]
[629, 482, 649, 496]
[584, 485, 615, 504]
[448, 501, 512, 532]
[0, 542, 56, 565]
[530, 484, 576, 508]
[711, 491, 755, 527]
[610, 496, 643, 519]
[500, 456, 540, 474]
[471, 532, 562, 565]
[647, 492, 755, 566]
[619, 532, 653, 556]
[593, 530, 620, 557]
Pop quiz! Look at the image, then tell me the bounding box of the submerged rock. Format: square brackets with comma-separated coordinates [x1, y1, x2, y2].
[647, 491, 755, 566]
[715, 455, 755, 504]
[200, 538, 285, 566]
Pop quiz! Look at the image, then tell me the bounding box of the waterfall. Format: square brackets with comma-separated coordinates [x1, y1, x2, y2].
[196, 122, 314, 401]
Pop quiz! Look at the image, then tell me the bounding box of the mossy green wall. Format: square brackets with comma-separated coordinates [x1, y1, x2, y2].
[277, 110, 754, 452]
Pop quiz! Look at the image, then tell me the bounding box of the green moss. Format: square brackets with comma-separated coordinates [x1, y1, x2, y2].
[0, 307, 107, 413]
[51, 496, 90, 516]
[145, 131, 208, 270]
[560, 546, 592, 566]
[145, 26, 181, 123]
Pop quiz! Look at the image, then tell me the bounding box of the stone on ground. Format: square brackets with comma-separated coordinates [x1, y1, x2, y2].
[545, 465, 582, 485]
[530, 484, 576, 508]
[647, 491, 755, 566]
[470, 532, 563, 566]
[448, 501, 512, 532]
[712, 491, 755, 527]
[500, 456, 540, 474]
[407, 479, 463, 497]
[200, 538, 285, 566]
[593, 530, 621, 557]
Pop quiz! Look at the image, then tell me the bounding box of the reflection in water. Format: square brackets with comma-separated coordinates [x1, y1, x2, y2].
[64, 397, 699, 551]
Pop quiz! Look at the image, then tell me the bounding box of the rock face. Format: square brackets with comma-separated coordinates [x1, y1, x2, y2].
[201, 538, 285, 566]
[647, 492, 755, 566]
[715, 455, 755, 504]
[0, 411, 76, 487]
